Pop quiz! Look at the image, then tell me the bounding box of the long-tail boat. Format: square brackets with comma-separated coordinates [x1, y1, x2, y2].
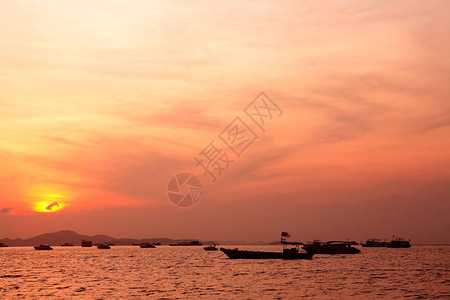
[220, 235, 313, 259]
[34, 244, 53, 250]
[204, 244, 218, 251]
[139, 243, 156, 248]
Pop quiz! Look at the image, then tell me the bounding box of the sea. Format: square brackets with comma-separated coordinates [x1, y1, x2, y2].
[0, 245, 449, 299]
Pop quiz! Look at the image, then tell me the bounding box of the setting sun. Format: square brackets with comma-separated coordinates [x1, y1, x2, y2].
[32, 194, 65, 213]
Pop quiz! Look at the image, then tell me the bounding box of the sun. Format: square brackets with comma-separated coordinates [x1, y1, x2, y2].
[33, 193, 65, 213]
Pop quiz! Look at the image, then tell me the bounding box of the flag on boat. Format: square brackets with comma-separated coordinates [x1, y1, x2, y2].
[281, 232, 291, 238]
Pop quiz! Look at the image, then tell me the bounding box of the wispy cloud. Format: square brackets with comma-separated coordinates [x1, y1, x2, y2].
[0, 208, 12, 214]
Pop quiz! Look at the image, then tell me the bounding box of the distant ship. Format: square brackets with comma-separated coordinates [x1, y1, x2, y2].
[361, 238, 387, 247]
[0, 243, 8, 247]
[97, 244, 111, 249]
[386, 237, 411, 248]
[81, 240, 93, 247]
[34, 244, 53, 250]
[139, 243, 156, 248]
[302, 240, 361, 254]
[170, 240, 203, 246]
[61, 243, 74, 247]
[204, 244, 218, 251]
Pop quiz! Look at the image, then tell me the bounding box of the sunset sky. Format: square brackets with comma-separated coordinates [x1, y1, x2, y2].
[1, 0, 449, 243]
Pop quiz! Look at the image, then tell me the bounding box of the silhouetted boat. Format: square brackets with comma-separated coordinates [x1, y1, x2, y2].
[221, 236, 313, 259]
[139, 243, 156, 248]
[302, 241, 360, 254]
[97, 244, 111, 249]
[0, 243, 8, 247]
[204, 244, 218, 251]
[60, 243, 73, 247]
[220, 247, 313, 259]
[81, 240, 93, 247]
[170, 240, 203, 246]
[361, 238, 387, 247]
[34, 245, 53, 250]
[386, 237, 411, 248]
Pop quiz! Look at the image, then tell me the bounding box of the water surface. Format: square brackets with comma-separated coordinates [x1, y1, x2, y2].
[1, 245, 449, 299]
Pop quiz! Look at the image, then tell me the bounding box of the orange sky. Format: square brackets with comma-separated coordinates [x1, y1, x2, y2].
[1, 1, 449, 243]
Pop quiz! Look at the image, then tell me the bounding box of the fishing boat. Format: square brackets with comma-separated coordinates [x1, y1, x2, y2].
[386, 237, 411, 248]
[139, 243, 156, 248]
[34, 244, 53, 250]
[204, 244, 218, 251]
[97, 244, 111, 249]
[220, 234, 314, 259]
[361, 238, 387, 247]
[0, 243, 8, 247]
[169, 240, 203, 246]
[81, 240, 93, 247]
[302, 241, 360, 254]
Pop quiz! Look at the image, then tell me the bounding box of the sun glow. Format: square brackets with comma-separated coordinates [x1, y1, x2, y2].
[32, 194, 65, 213]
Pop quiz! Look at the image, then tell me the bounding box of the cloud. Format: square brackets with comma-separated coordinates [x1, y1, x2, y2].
[110, 101, 226, 132]
[0, 208, 12, 214]
[100, 149, 191, 202]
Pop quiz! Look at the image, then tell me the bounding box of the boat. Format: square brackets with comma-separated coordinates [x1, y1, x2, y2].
[0, 243, 8, 247]
[34, 245, 53, 250]
[139, 243, 156, 248]
[220, 243, 313, 259]
[81, 240, 93, 247]
[386, 237, 411, 248]
[302, 240, 360, 254]
[154, 242, 161, 246]
[361, 238, 387, 247]
[169, 240, 203, 246]
[60, 243, 73, 247]
[220, 234, 314, 259]
[204, 244, 218, 251]
[220, 247, 313, 259]
[97, 244, 111, 249]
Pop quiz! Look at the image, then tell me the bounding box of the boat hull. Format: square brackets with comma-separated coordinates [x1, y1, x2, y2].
[203, 247, 219, 251]
[220, 248, 313, 259]
[97, 245, 111, 249]
[34, 246, 53, 250]
[302, 246, 360, 254]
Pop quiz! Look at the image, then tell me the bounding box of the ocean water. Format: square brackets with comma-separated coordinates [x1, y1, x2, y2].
[0, 245, 449, 299]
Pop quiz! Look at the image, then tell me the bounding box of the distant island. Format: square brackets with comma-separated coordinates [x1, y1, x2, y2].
[0, 230, 264, 247]
[0, 230, 209, 247]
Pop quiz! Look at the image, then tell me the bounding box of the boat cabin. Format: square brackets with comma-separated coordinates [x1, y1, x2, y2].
[281, 237, 304, 254]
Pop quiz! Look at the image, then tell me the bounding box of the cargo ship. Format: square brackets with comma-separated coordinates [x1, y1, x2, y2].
[169, 240, 203, 246]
